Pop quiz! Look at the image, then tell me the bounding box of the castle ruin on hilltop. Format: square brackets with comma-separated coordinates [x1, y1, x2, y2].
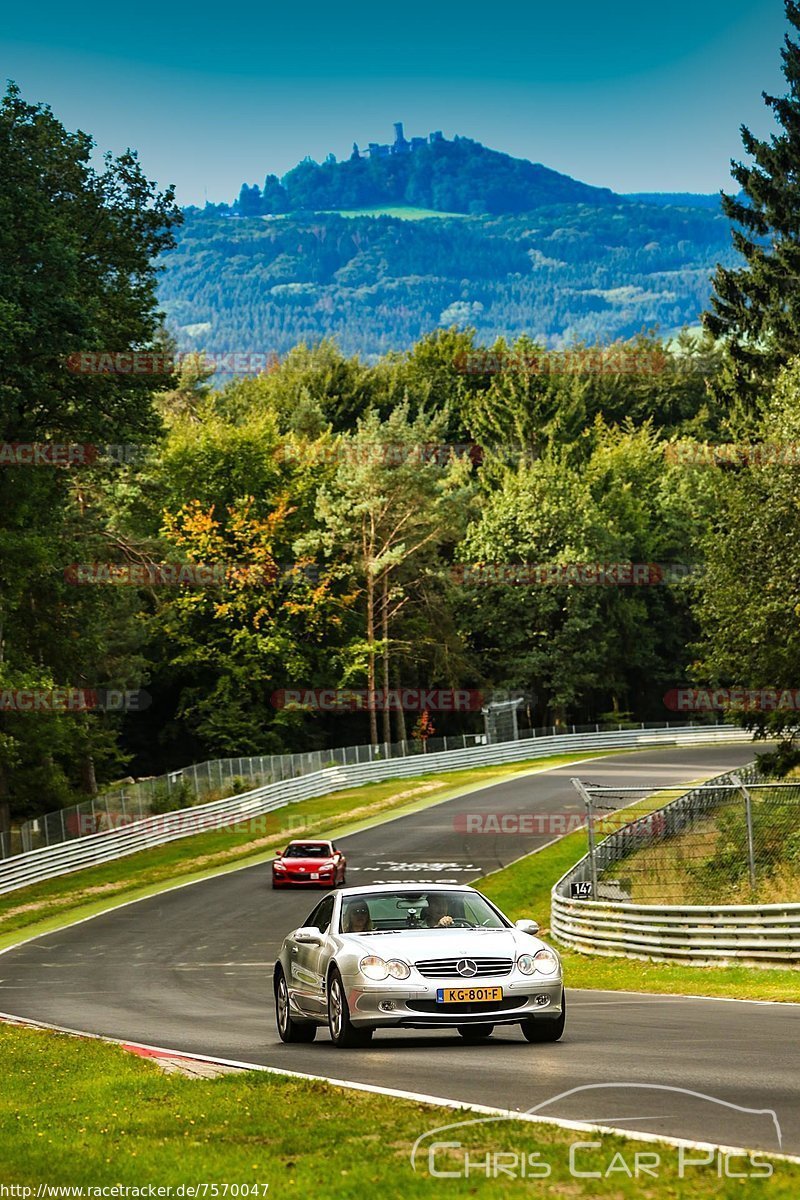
[350, 123, 445, 161]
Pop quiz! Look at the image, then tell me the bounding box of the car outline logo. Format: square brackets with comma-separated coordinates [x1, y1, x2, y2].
[456, 959, 478, 977]
[409, 1083, 785, 1173]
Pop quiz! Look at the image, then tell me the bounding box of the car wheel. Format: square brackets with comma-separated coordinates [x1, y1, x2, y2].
[457, 1024, 494, 1042]
[327, 969, 373, 1048]
[521, 989, 566, 1043]
[274, 970, 316, 1043]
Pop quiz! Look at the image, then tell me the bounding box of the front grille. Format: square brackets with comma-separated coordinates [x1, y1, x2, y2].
[406, 997, 525, 1014]
[414, 957, 513, 979]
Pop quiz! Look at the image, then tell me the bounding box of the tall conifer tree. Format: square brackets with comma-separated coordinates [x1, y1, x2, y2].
[704, 2, 800, 396]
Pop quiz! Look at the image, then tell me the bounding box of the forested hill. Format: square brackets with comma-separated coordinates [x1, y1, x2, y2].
[160, 201, 738, 360]
[159, 130, 739, 360]
[233, 133, 618, 216]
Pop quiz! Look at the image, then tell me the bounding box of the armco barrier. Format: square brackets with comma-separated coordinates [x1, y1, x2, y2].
[551, 762, 800, 967]
[0, 725, 748, 898]
[550, 896, 800, 966]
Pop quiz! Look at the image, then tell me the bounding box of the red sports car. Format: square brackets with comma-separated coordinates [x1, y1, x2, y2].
[272, 839, 347, 889]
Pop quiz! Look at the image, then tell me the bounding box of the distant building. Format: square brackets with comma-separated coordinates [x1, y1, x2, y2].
[393, 121, 409, 152]
[359, 124, 447, 159]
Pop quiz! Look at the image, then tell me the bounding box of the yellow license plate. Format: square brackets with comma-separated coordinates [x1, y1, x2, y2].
[436, 986, 503, 1004]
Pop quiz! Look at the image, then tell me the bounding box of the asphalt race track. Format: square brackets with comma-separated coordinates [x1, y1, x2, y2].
[2, 743, 799, 1155]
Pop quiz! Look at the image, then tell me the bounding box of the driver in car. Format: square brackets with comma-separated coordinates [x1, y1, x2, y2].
[423, 893, 454, 928]
[343, 901, 373, 933]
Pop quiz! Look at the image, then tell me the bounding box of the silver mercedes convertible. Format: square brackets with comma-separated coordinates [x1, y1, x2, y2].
[273, 883, 565, 1047]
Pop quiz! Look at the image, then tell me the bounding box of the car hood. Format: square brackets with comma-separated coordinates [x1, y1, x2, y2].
[342, 929, 545, 958]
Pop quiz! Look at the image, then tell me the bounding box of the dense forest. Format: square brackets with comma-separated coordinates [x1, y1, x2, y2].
[160, 202, 737, 359]
[4, 0, 800, 830]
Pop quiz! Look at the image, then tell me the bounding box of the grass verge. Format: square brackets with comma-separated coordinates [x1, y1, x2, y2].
[478, 790, 800, 1003]
[0, 1022, 795, 1194]
[0, 751, 611, 952]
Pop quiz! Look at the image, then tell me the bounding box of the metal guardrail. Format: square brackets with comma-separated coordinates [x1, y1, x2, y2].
[551, 763, 800, 967]
[7, 719, 710, 859]
[0, 724, 748, 897]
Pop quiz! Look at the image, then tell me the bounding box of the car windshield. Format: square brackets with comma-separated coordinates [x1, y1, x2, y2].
[284, 843, 330, 858]
[339, 890, 509, 934]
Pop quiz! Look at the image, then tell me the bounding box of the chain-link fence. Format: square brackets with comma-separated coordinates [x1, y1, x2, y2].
[2, 717, 723, 860]
[571, 765, 800, 905]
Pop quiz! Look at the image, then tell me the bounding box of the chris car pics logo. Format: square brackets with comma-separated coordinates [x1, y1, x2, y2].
[410, 1084, 781, 1182]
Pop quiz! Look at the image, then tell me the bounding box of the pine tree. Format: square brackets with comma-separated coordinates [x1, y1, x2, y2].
[704, 2, 800, 393]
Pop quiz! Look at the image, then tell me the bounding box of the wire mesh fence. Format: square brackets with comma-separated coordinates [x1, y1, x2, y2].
[571, 765, 800, 905]
[2, 717, 721, 861]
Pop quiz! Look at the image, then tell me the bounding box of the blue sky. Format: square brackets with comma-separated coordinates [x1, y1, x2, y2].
[0, 0, 789, 206]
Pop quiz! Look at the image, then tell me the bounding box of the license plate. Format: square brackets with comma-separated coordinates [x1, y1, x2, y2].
[436, 986, 503, 1004]
[310, 872, 319, 879]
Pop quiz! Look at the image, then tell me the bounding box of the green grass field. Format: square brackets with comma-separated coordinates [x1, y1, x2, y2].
[478, 793, 800, 1002]
[1, 1022, 795, 1195]
[326, 205, 469, 220]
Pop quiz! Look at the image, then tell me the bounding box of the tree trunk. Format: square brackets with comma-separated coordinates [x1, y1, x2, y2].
[0, 763, 9, 857]
[381, 573, 391, 747]
[366, 570, 378, 746]
[394, 681, 407, 745]
[80, 752, 98, 797]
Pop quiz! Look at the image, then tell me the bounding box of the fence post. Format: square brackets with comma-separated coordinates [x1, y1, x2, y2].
[732, 774, 757, 891]
[571, 777, 598, 896]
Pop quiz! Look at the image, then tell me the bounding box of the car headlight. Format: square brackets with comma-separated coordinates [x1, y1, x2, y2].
[360, 955, 389, 980]
[359, 956, 411, 981]
[516, 953, 536, 975]
[273, 862, 285, 871]
[533, 948, 559, 975]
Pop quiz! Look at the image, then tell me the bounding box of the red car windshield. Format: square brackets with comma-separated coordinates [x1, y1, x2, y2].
[283, 843, 331, 858]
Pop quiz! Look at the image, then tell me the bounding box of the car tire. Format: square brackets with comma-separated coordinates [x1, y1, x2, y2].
[521, 990, 566, 1043]
[274, 970, 317, 1043]
[327, 968, 373, 1048]
[457, 1024, 494, 1042]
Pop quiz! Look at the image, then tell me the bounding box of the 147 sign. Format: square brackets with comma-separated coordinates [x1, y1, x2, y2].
[571, 881, 593, 898]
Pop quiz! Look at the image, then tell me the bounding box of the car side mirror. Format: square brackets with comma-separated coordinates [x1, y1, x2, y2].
[294, 927, 325, 945]
[515, 918, 539, 935]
